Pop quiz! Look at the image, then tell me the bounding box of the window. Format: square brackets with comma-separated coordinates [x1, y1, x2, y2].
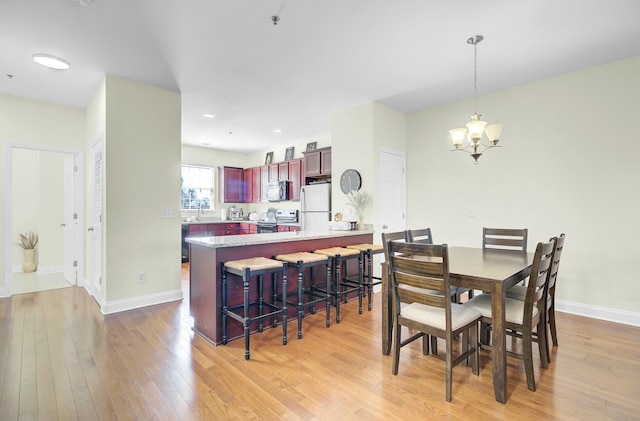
[181, 165, 213, 210]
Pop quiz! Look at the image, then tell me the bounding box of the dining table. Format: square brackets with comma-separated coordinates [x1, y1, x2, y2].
[381, 246, 534, 404]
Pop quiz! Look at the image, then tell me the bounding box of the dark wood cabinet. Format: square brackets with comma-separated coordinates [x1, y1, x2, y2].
[288, 158, 302, 201]
[260, 165, 269, 202]
[218, 166, 244, 203]
[302, 147, 331, 183]
[242, 166, 262, 203]
[268, 163, 279, 182]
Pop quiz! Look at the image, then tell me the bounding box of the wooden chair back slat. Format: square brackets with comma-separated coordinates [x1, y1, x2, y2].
[483, 227, 528, 252]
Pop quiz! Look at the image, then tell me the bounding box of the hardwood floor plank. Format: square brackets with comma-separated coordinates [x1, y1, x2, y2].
[0, 271, 638, 420]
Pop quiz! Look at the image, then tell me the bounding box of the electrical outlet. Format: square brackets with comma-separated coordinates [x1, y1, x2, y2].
[137, 272, 146, 283]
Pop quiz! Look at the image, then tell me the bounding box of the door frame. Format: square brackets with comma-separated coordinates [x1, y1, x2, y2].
[3, 142, 84, 298]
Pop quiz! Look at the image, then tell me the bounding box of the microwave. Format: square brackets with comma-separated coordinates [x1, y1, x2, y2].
[267, 180, 289, 201]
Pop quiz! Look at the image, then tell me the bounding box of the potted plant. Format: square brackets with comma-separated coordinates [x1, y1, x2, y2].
[17, 231, 38, 273]
[345, 190, 371, 229]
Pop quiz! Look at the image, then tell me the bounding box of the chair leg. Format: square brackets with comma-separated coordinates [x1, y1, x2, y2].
[431, 336, 438, 355]
[391, 321, 401, 375]
[324, 263, 331, 328]
[243, 272, 251, 360]
[297, 265, 304, 339]
[281, 269, 288, 346]
[537, 320, 549, 369]
[522, 327, 536, 391]
[445, 337, 453, 402]
[470, 324, 479, 376]
[549, 301, 558, 347]
[422, 334, 430, 356]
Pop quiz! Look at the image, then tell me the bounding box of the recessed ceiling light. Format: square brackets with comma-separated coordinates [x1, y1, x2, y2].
[202, 142, 211, 146]
[273, 129, 282, 134]
[202, 114, 215, 118]
[32, 54, 70, 70]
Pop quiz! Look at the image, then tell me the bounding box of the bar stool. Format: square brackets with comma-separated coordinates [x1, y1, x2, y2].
[346, 243, 384, 311]
[274, 252, 332, 339]
[313, 247, 362, 323]
[222, 257, 287, 360]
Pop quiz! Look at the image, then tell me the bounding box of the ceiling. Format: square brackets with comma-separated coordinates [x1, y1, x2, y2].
[2, 0, 640, 153]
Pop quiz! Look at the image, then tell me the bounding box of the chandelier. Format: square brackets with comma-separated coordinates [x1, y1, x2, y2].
[449, 35, 503, 164]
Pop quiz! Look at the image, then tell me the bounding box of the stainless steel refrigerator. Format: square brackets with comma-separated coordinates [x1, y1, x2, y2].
[300, 183, 331, 231]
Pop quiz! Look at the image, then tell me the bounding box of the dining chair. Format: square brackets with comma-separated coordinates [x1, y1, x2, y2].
[407, 228, 473, 304]
[506, 233, 566, 362]
[388, 241, 480, 402]
[482, 227, 528, 252]
[466, 239, 555, 392]
[406, 228, 433, 244]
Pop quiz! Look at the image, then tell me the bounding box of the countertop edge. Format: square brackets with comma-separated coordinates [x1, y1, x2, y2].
[186, 229, 373, 248]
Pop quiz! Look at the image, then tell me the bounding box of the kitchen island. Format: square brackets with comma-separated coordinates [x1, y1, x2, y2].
[187, 229, 373, 345]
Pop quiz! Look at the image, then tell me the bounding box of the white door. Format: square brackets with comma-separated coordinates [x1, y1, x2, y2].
[379, 149, 406, 236]
[89, 139, 104, 299]
[63, 155, 76, 284]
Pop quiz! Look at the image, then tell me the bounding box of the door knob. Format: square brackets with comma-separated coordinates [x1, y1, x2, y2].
[60, 223, 66, 227]
[87, 227, 94, 231]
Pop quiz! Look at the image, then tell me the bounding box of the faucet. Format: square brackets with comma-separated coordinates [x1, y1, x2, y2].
[197, 202, 203, 220]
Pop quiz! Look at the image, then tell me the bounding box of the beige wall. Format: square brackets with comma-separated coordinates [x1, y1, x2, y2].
[100, 76, 182, 306]
[405, 56, 640, 315]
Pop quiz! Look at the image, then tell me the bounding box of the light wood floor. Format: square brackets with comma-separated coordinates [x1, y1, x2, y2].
[0, 265, 638, 420]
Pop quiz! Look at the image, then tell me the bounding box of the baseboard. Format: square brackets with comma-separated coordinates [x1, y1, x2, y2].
[555, 299, 639, 327]
[100, 289, 184, 315]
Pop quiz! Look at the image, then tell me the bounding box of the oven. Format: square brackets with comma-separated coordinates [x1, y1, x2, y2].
[256, 222, 278, 233]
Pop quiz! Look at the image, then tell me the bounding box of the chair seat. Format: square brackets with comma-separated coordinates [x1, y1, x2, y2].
[275, 252, 328, 264]
[506, 285, 552, 306]
[402, 302, 481, 331]
[505, 285, 527, 300]
[347, 244, 384, 253]
[225, 257, 283, 272]
[314, 247, 360, 257]
[466, 293, 540, 325]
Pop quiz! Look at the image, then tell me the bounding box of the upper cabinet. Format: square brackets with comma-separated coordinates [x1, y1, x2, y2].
[303, 147, 331, 183]
[217, 157, 305, 203]
[218, 166, 244, 203]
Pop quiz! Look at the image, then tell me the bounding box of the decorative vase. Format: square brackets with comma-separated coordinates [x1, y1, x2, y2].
[22, 249, 36, 273]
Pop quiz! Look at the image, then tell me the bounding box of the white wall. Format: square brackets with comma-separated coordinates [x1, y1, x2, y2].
[406, 56, 640, 316]
[1, 94, 84, 295]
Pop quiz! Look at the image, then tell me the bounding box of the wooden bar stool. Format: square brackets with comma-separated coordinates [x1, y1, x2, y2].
[274, 252, 332, 339]
[346, 243, 384, 311]
[313, 247, 362, 323]
[222, 257, 287, 360]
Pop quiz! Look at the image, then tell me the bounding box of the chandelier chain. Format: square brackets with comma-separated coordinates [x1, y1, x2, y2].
[473, 41, 478, 115]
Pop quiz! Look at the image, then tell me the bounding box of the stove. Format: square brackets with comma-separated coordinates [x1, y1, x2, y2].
[275, 209, 298, 223]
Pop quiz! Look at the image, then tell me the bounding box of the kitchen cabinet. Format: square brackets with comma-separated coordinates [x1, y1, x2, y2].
[218, 166, 244, 203]
[268, 164, 279, 182]
[303, 147, 331, 181]
[278, 162, 289, 181]
[288, 158, 302, 201]
[260, 166, 269, 202]
[243, 167, 262, 203]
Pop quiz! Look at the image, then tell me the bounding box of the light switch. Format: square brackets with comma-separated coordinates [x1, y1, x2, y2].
[161, 208, 172, 218]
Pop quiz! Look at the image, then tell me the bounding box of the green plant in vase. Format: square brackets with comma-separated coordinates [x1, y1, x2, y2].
[17, 231, 38, 273]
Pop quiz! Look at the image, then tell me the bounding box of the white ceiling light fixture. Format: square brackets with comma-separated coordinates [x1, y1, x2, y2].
[273, 129, 282, 134]
[32, 54, 70, 70]
[449, 35, 503, 164]
[202, 113, 215, 118]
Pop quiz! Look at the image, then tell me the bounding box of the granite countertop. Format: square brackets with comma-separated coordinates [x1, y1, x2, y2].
[186, 229, 373, 249]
